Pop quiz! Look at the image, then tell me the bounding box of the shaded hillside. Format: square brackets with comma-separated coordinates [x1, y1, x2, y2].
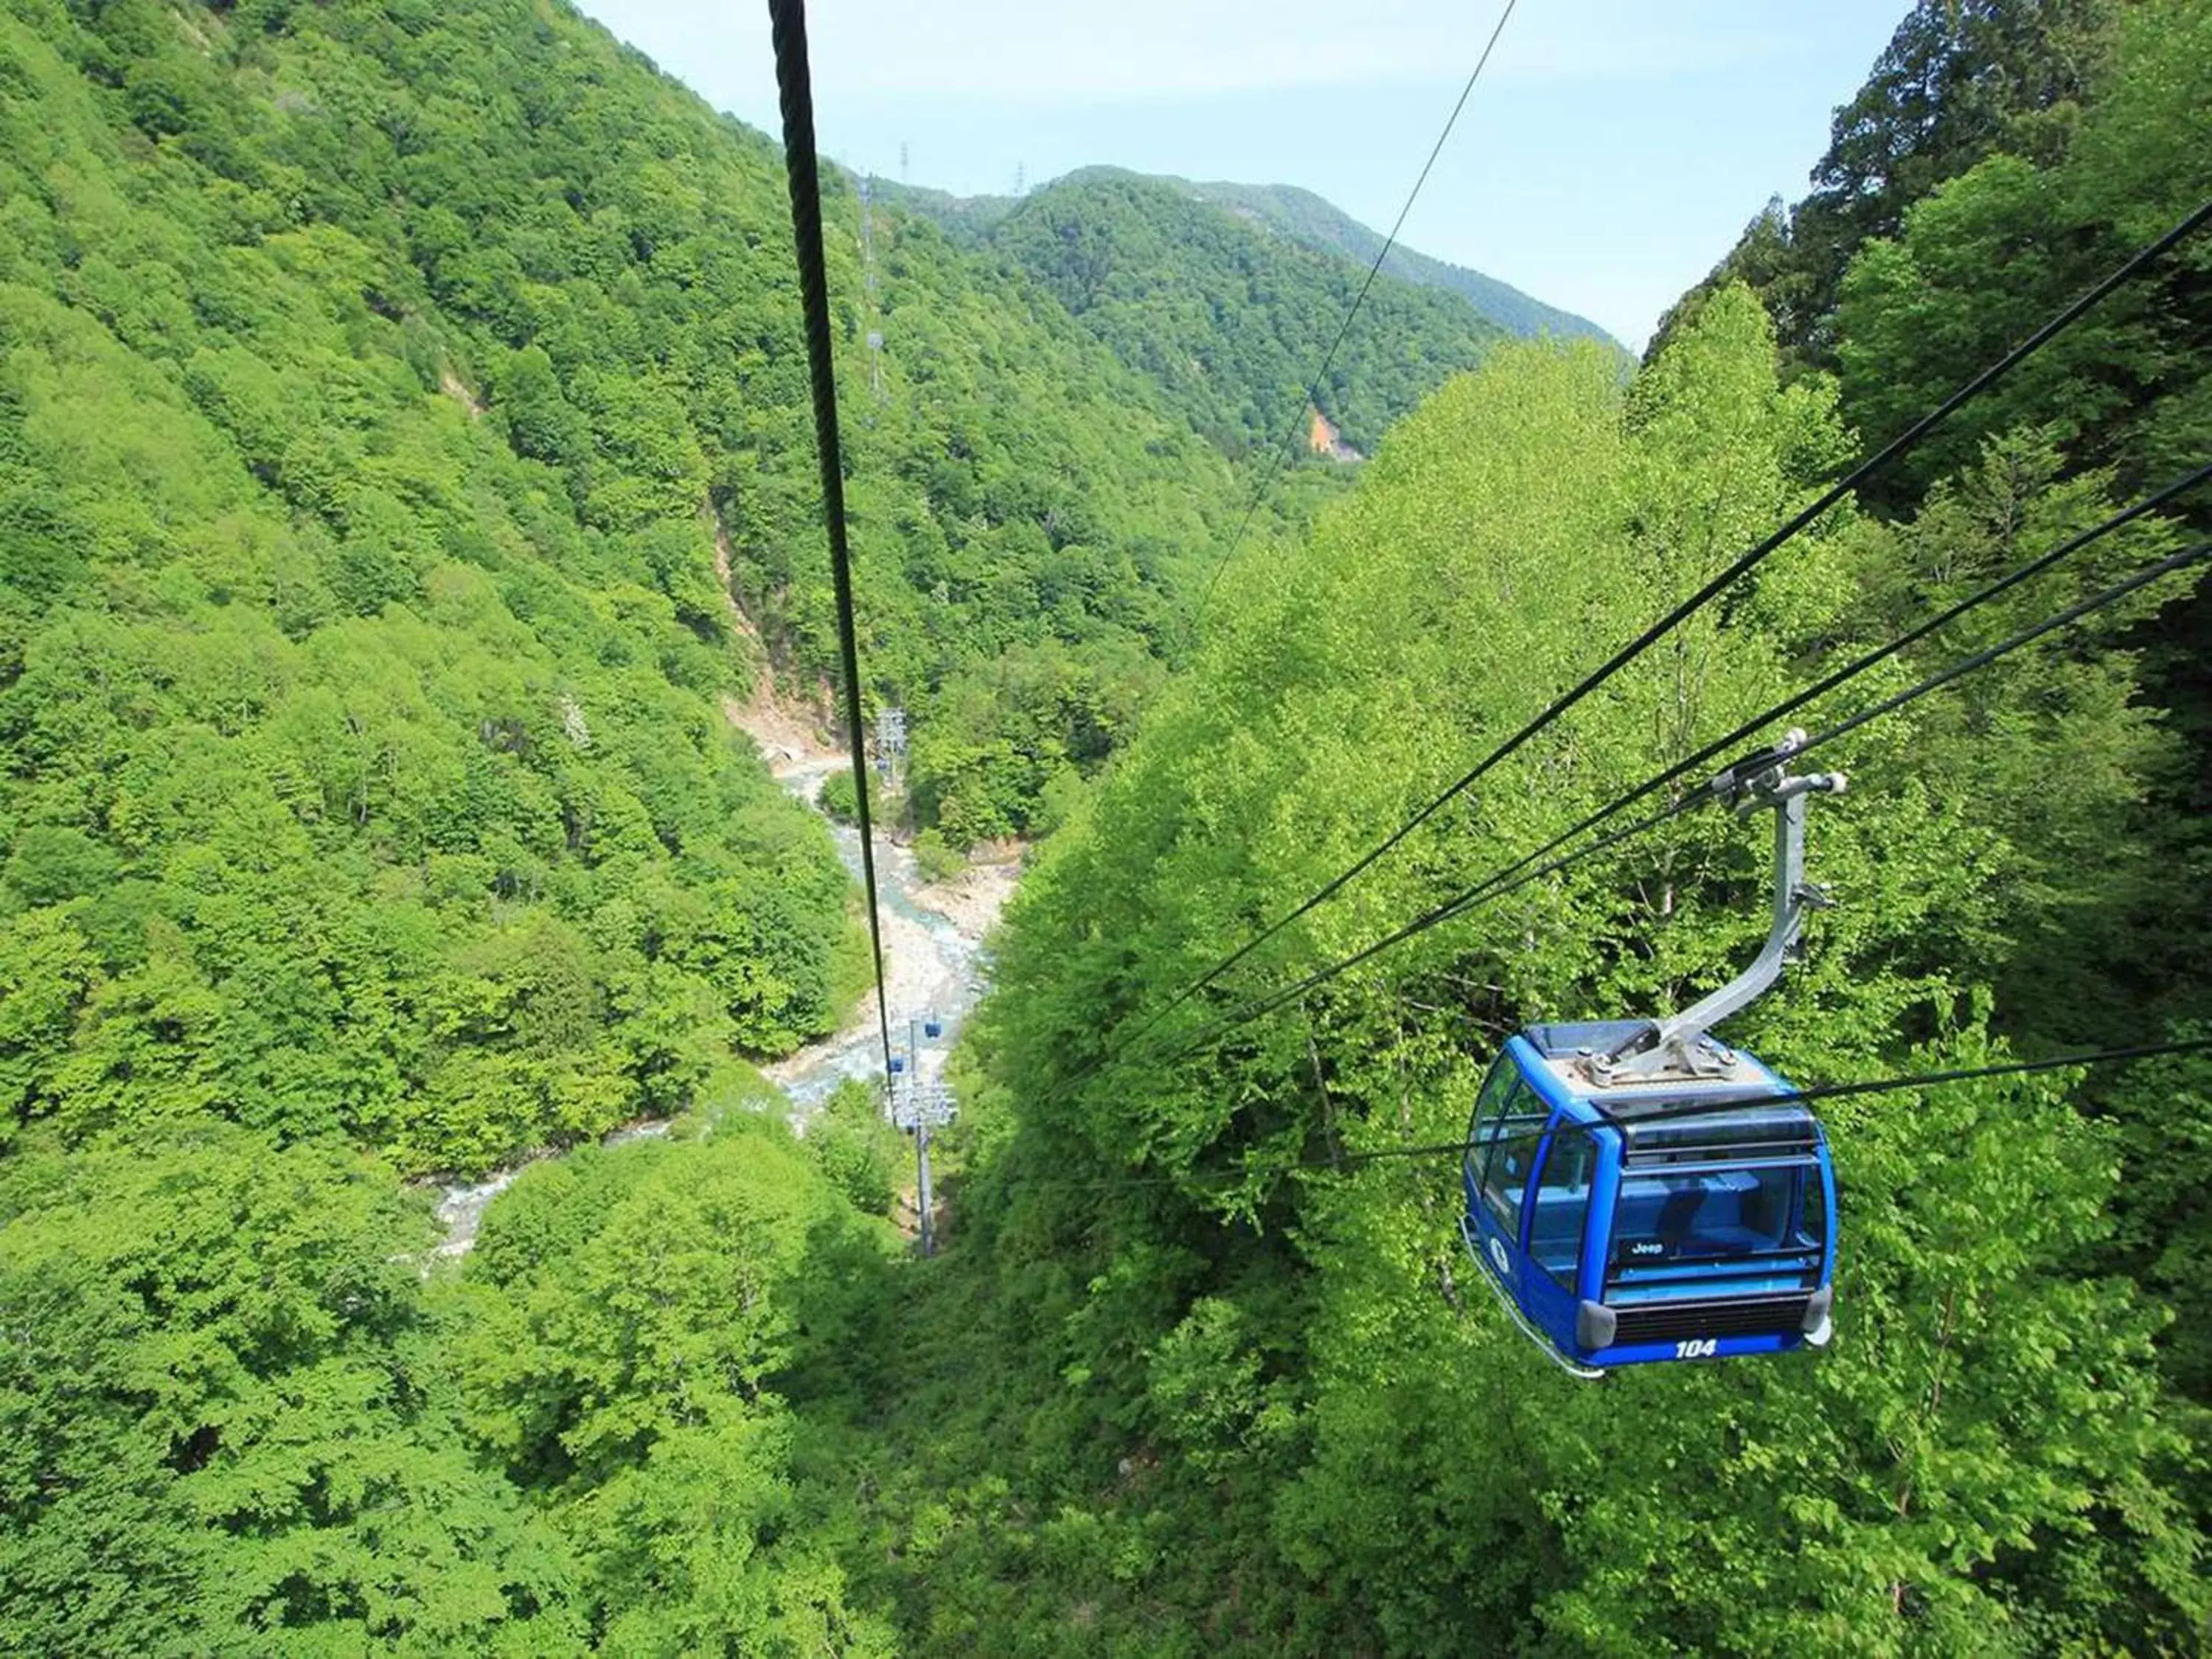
[0, 0, 870, 1179]
[880, 168, 1512, 456]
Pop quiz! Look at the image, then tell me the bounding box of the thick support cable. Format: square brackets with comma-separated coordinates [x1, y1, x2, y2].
[1145, 198, 2212, 1032]
[767, 0, 897, 1082]
[1150, 539, 2212, 1068]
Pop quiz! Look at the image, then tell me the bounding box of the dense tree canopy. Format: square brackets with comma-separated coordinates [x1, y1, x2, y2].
[832, 9, 2212, 1642]
[0, 1124, 584, 1653]
[894, 168, 1511, 458]
[905, 283, 2206, 1655]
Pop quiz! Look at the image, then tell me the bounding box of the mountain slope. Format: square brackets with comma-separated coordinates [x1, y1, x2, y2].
[1177, 174, 1621, 348]
[882, 165, 1620, 361]
[883, 168, 1511, 457]
[0, 0, 1284, 1179]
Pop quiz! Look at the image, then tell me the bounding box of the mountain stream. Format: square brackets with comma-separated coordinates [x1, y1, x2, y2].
[432, 754, 1013, 1255]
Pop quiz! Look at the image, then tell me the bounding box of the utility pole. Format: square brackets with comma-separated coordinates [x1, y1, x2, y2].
[858, 176, 886, 402]
[917, 1108, 935, 1256]
[891, 1013, 954, 1255]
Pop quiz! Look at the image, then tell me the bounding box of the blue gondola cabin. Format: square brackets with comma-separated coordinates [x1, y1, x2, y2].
[1461, 1020, 1836, 1374]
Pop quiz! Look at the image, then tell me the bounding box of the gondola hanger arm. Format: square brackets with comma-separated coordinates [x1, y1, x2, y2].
[1596, 729, 1844, 1083]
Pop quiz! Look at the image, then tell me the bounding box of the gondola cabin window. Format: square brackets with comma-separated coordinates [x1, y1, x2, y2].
[1469, 1068, 1548, 1231]
[1528, 1127, 1596, 1287]
[1605, 1163, 1829, 1301]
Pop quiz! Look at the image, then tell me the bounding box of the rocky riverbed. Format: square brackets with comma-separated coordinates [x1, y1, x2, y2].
[432, 742, 1016, 1253]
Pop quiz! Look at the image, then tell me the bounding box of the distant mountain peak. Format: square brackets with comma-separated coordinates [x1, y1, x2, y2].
[874, 165, 1520, 456]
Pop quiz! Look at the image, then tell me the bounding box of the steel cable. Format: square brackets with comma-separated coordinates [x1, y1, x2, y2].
[768, 0, 899, 1081]
[1142, 199, 2212, 1034]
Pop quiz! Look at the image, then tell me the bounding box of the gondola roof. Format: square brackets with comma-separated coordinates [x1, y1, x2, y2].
[1515, 1021, 1821, 1157]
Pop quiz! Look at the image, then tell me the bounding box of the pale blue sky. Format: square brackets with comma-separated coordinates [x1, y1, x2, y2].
[573, 1, 1910, 349]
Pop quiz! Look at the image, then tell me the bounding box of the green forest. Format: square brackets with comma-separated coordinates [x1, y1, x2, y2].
[887, 167, 1621, 352]
[882, 167, 1533, 456]
[3, 0, 2211, 1652]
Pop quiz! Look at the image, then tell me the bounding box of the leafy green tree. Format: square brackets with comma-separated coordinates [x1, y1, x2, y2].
[804, 1077, 906, 1217]
[1655, 0, 2118, 369]
[818, 766, 861, 824]
[0, 1126, 584, 1655]
[452, 1126, 897, 1652]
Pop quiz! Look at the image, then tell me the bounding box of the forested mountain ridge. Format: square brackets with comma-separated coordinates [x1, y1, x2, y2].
[4, 0, 1339, 860]
[884, 167, 1619, 354]
[1172, 174, 1621, 348]
[0, 0, 1298, 1191]
[877, 167, 1517, 456]
[1, 0, 878, 1181]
